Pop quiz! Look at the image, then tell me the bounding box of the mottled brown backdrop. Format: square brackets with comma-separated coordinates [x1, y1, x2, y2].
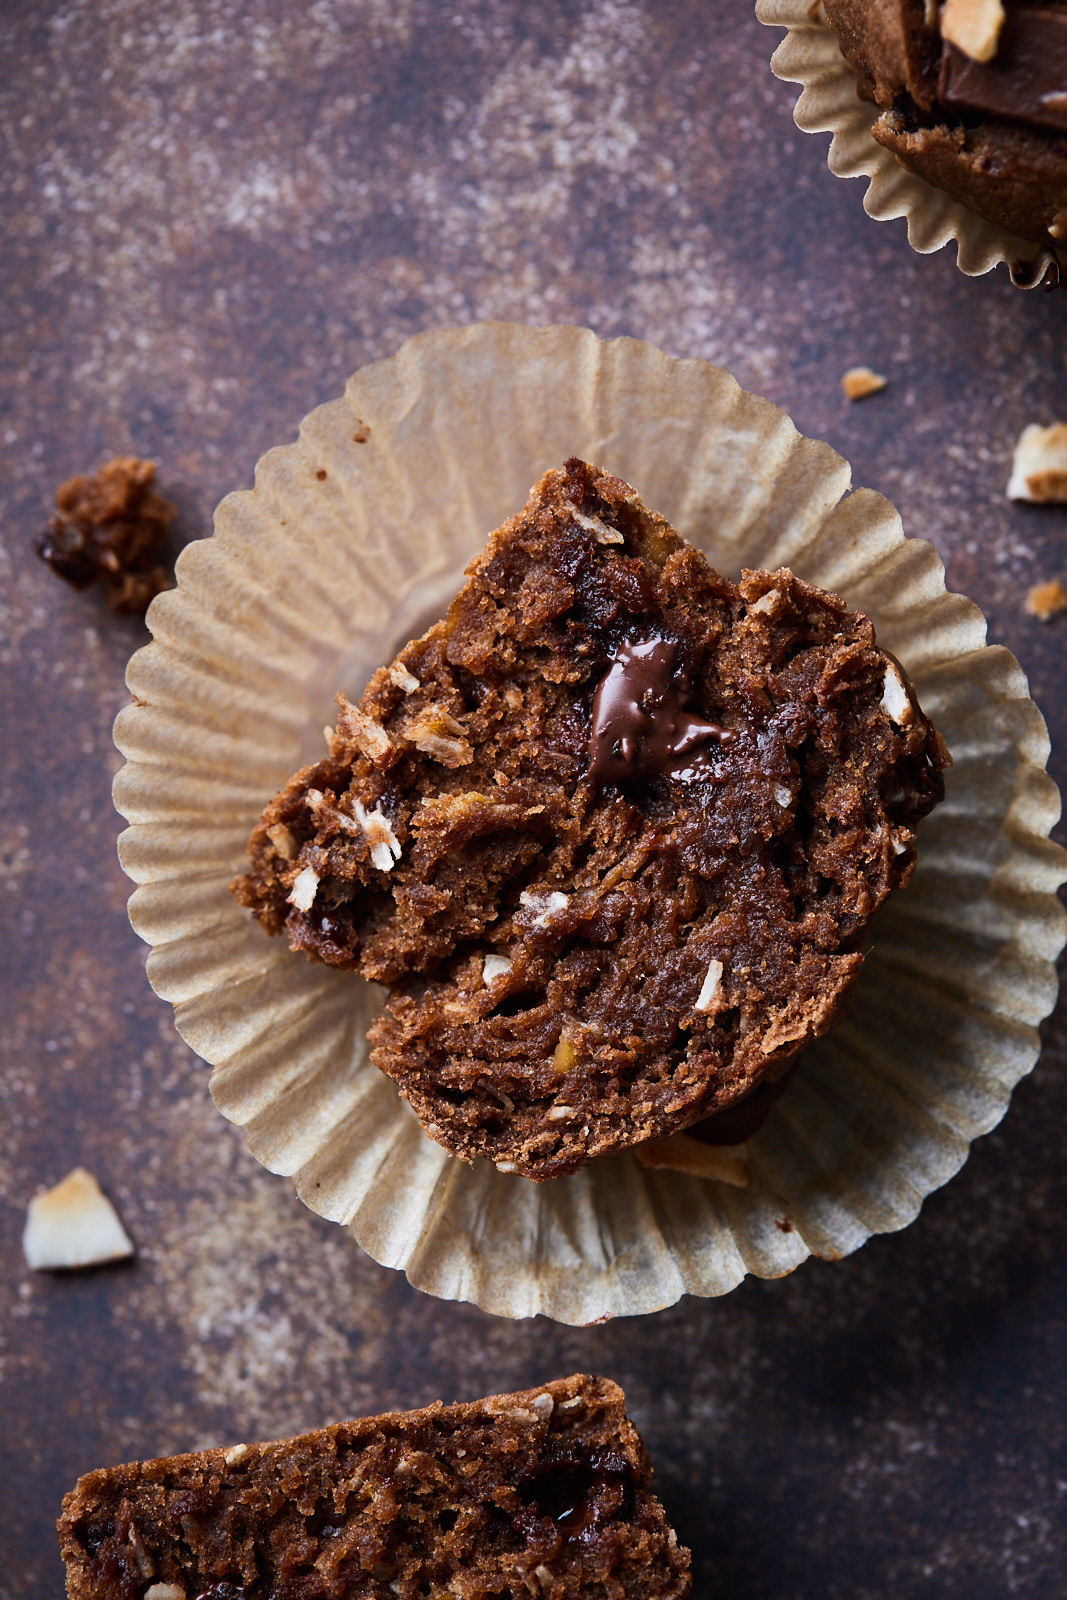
[2, 3, 1066, 1597]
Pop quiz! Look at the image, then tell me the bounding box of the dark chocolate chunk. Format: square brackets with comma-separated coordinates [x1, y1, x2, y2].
[588, 637, 735, 786]
[939, 9, 1067, 135]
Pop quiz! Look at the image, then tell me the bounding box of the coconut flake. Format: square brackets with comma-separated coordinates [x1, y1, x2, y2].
[482, 953, 513, 985]
[519, 889, 569, 926]
[389, 663, 421, 692]
[145, 1587, 187, 1600]
[266, 822, 297, 860]
[881, 665, 912, 727]
[335, 693, 394, 764]
[353, 800, 402, 871]
[1008, 423, 1067, 504]
[748, 588, 780, 616]
[572, 508, 624, 544]
[531, 1392, 555, 1418]
[224, 1443, 251, 1466]
[23, 1168, 134, 1271]
[547, 1104, 576, 1120]
[288, 865, 320, 911]
[695, 958, 724, 1013]
[774, 784, 792, 808]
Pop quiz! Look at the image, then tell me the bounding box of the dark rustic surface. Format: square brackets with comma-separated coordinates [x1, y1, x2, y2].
[2, 4, 1066, 1597]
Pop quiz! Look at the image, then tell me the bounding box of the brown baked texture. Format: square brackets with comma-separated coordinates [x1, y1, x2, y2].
[233, 459, 947, 1180]
[823, 0, 1067, 249]
[57, 1374, 692, 1600]
[34, 455, 175, 614]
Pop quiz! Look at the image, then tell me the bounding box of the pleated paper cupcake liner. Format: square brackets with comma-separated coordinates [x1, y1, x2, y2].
[113, 322, 1066, 1323]
[756, 0, 1064, 287]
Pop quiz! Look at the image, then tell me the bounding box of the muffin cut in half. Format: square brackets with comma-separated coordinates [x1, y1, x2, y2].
[58, 1374, 691, 1600]
[233, 458, 948, 1180]
[822, 0, 1067, 251]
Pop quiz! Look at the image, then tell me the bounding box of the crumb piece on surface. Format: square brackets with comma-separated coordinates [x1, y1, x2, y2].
[940, 0, 1005, 62]
[34, 456, 175, 615]
[841, 366, 888, 400]
[634, 1134, 750, 1187]
[1008, 424, 1067, 503]
[1026, 579, 1067, 621]
[23, 1168, 134, 1271]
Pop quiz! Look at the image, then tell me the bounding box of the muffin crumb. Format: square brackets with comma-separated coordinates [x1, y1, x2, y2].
[1026, 579, 1067, 622]
[841, 366, 888, 400]
[34, 456, 175, 614]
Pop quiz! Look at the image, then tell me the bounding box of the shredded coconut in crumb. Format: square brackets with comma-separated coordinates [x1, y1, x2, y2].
[288, 866, 319, 911]
[482, 953, 513, 984]
[389, 663, 421, 692]
[694, 958, 724, 1013]
[353, 800, 402, 871]
[519, 889, 569, 925]
[880, 665, 911, 727]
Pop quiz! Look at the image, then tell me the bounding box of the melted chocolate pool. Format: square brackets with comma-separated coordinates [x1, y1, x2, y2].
[587, 637, 734, 786]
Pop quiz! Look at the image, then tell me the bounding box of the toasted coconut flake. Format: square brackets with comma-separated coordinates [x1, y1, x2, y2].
[145, 1587, 186, 1600]
[547, 1104, 576, 1120]
[335, 692, 393, 764]
[748, 587, 781, 616]
[288, 865, 319, 911]
[695, 958, 724, 1012]
[1026, 579, 1067, 622]
[23, 1167, 134, 1270]
[1008, 424, 1067, 504]
[265, 822, 296, 860]
[634, 1135, 750, 1187]
[841, 366, 888, 401]
[881, 665, 912, 727]
[572, 507, 624, 544]
[482, 953, 513, 985]
[389, 663, 421, 693]
[941, 0, 1005, 62]
[531, 1392, 555, 1418]
[353, 799, 402, 872]
[224, 1443, 251, 1466]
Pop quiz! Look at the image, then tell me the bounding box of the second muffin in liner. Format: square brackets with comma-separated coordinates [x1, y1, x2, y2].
[756, 0, 1065, 287]
[114, 322, 1066, 1324]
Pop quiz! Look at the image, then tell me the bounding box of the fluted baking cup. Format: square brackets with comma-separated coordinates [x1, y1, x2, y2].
[113, 323, 1066, 1323]
[756, 0, 1064, 287]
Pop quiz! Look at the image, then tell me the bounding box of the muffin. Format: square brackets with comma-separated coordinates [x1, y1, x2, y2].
[113, 323, 1066, 1320]
[823, 0, 1067, 250]
[234, 459, 947, 1180]
[58, 1374, 692, 1599]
